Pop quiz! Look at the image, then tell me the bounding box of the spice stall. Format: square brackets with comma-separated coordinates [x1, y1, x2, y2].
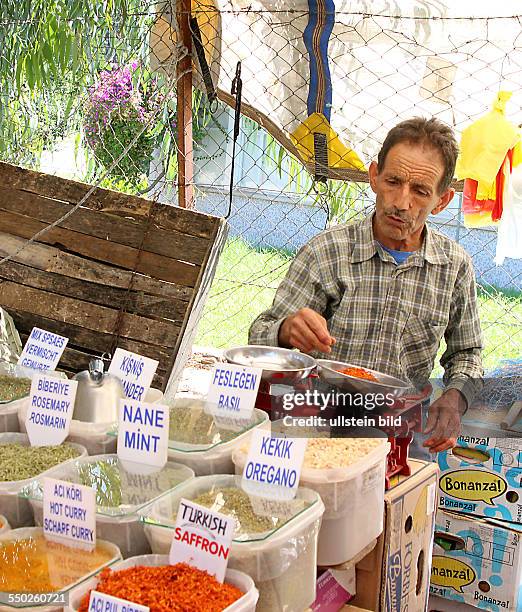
[0, 159, 518, 612]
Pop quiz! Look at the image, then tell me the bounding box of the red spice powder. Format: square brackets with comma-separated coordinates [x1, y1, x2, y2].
[77, 563, 244, 612]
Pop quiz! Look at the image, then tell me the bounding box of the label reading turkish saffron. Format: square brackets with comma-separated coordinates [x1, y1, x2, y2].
[169, 498, 235, 583]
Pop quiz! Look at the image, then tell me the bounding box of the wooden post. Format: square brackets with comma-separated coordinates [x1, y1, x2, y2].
[176, 0, 194, 209]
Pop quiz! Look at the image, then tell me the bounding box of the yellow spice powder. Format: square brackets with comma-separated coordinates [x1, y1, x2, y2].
[0, 535, 115, 592]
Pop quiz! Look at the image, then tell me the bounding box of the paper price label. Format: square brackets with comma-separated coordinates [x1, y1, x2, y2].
[25, 375, 77, 446]
[88, 591, 150, 612]
[207, 364, 262, 419]
[117, 399, 169, 474]
[242, 429, 307, 501]
[43, 477, 96, 551]
[18, 327, 68, 371]
[108, 348, 159, 401]
[170, 498, 235, 583]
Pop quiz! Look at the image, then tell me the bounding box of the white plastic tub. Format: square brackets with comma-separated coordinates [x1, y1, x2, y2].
[66, 554, 259, 612]
[0, 514, 10, 534]
[0, 527, 121, 612]
[0, 433, 87, 528]
[166, 398, 269, 476]
[22, 453, 194, 559]
[0, 400, 21, 433]
[18, 388, 164, 455]
[0, 362, 66, 433]
[141, 474, 324, 612]
[233, 435, 390, 565]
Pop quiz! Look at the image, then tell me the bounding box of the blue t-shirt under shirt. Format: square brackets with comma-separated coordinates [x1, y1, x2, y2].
[378, 242, 414, 265]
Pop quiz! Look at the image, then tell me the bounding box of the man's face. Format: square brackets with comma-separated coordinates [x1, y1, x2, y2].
[369, 141, 454, 246]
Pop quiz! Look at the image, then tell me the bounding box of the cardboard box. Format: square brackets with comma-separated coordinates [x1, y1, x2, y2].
[352, 459, 439, 612]
[437, 436, 522, 524]
[429, 509, 522, 610]
[427, 594, 479, 611]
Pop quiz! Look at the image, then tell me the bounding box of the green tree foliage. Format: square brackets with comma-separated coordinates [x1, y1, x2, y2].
[0, 1, 151, 165]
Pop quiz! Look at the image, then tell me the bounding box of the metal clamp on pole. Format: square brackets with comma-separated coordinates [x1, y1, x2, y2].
[227, 61, 242, 219]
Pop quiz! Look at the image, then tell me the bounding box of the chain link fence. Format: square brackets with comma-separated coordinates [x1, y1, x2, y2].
[1, 2, 521, 374]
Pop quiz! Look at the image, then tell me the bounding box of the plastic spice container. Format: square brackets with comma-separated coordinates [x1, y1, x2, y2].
[140, 474, 324, 612]
[0, 527, 121, 612]
[0, 363, 31, 433]
[0, 514, 10, 534]
[0, 433, 87, 528]
[18, 388, 164, 455]
[22, 454, 194, 559]
[233, 435, 390, 565]
[66, 554, 259, 612]
[166, 398, 269, 476]
[0, 363, 67, 434]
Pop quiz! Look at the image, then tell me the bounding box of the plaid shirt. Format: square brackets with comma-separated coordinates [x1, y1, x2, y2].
[249, 213, 483, 406]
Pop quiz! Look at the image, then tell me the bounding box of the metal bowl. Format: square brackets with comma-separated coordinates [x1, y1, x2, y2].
[316, 359, 410, 398]
[223, 345, 317, 382]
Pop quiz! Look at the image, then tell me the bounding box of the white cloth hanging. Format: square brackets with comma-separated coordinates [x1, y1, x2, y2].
[495, 164, 522, 265]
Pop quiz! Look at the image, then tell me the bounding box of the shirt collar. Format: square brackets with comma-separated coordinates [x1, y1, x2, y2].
[350, 213, 449, 265]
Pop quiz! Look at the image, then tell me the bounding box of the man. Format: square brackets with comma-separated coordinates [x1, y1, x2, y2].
[249, 117, 483, 453]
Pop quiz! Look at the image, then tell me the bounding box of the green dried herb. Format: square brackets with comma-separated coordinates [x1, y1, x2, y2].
[76, 458, 187, 510]
[0, 444, 80, 482]
[0, 375, 31, 402]
[190, 487, 305, 535]
[168, 407, 237, 445]
[78, 459, 123, 508]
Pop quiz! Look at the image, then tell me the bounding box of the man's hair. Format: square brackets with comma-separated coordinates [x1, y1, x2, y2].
[377, 117, 458, 193]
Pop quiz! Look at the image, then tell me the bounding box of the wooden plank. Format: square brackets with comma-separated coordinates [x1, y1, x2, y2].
[0, 209, 200, 287]
[0, 233, 193, 301]
[18, 339, 167, 383]
[165, 218, 229, 396]
[0, 186, 209, 265]
[15, 311, 171, 363]
[0, 281, 180, 347]
[176, 0, 195, 210]
[0, 162, 218, 238]
[55, 347, 167, 379]
[0, 260, 188, 323]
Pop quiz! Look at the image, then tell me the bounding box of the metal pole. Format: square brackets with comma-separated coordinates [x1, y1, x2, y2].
[176, 0, 194, 209]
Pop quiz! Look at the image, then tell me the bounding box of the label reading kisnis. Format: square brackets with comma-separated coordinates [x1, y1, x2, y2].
[25, 375, 77, 446]
[108, 348, 158, 401]
[242, 429, 307, 501]
[88, 591, 150, 612]
[207, 364, 261, 419]
[43, 477, 96, 550]
[117, 399, 169, 474]
[170, 498, 235, 583]
[18, 327, 68, 371]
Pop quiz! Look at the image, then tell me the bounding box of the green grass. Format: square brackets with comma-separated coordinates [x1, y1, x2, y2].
[196, 239, 522, 372]
[195, 238, 292, 348]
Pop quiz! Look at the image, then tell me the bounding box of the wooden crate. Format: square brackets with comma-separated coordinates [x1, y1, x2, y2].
[0, 161, 228, 396]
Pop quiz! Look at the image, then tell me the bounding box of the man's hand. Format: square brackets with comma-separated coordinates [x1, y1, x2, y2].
[423, 388, 467, 453]
[279, 308, 336, 354]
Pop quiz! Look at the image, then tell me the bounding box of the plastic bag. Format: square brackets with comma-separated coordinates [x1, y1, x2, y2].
[494, 164, 522, 265]
[0, 308, 22, 364]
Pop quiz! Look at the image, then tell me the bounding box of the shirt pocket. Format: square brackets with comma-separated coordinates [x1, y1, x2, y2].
[400, 314, 446, 376]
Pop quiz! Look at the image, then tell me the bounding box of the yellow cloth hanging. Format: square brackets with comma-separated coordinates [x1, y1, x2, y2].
[290, 112, 366, 171]
[456, 91, 520, 201]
